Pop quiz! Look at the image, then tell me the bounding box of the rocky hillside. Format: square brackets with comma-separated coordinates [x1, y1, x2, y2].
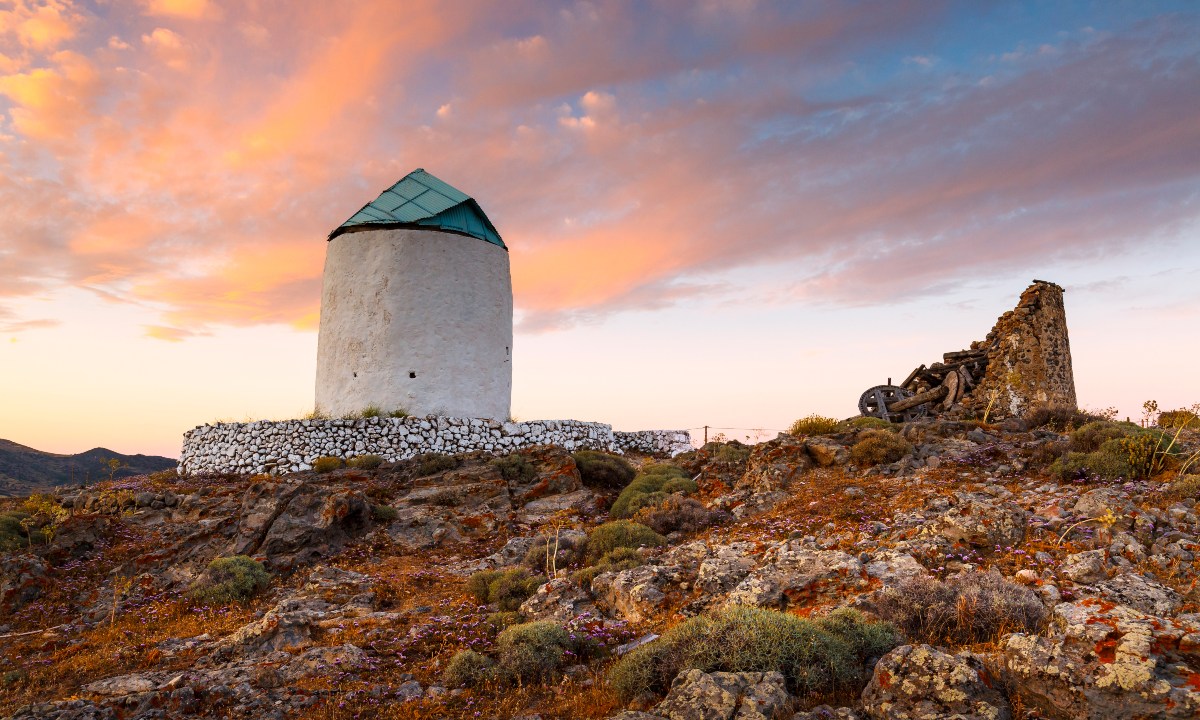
[1, 412, 1198, 720]
[0, 439, 176, 497]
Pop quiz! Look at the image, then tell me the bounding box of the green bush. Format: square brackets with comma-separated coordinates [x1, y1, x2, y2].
[188, 556, 271, 604]
[359, 405, 383, 418]
[572, 451, 636, 490]
[487, 610, 524, 632]
[522, 533, 586, 575]
[312, 456, 344, 473]
[371, 504, 398, 522]
[413, 453, 457, 477]
[788, 415, 844, 437]
[585, 520, 665, 563]
[347, 454, 383, 470]
[608, 605, 897, 702]
[610, 464, 692, 519]
[847, 416, 894, 430]
[1157, 409, 1198, 429]
[869, 570, 1045, 644]
[465, 567, 546, 611]
[632, 495, 724, 535]
[0, 511, 37, 551]
[443, 649, 495, 688]
[849, 430, 913, 466]
[1069, 421, 1134, 453]
[388, 408, 409, 418]
[570, 547, 644, 587]
[491, 454, 537, 484]
[495, 621, 574, 683]
[661, 476, 699, 494]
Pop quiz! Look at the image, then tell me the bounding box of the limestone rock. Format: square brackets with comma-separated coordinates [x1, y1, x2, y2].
[519, 578, 596, 622]
[1062, 550, 1109, 585]
[1090, 572, 1181, 616]
[0, 554, 48, 611]
[725, 543, 865, 610]
[653, 669, 790, 720]
[861, 644, 1010, 720]
[934, 495, 1027, 549]
[1001, 598, 1200, 719]
[739, 436, 813, 493]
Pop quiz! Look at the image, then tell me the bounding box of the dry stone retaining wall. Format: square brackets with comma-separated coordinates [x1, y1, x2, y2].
[179, 417, 692, 475]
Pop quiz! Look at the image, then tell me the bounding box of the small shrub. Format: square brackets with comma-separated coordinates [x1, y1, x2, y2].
[487, 610, 524, 632]
[571, 547, 644, 587]
[850, 429, 913, 466]
[584, 520, 666, 563]
[413, 453, 457, 477]
[1158, 409, 1199, 429]
[466, 567, 546, 611]
[496, 621, 574, 683]
[348, 454, 384, 470]
[523, 533, 586, 575]
[443, 650, 495, 688]
[359, 405, 383, 418]
[711, 442, 752, 464]
[466, 569, 503, 604]
[847, 416, 894, 430]
[610, 464, 691, 519]
[491, 453, 537, 484]
[1069, 421, 1134, 453]
[388, 408, 409, 418]
[572, 450, 636, 490]
[313, 456, 344, 473]
[870, 570, 1045, 644]
[371, 504, 398, 522]
[608, 605, 896, 702]
[788, 415, 844, 437]
[0, 511, 37, 550]
[1168, 475, 1200, 499]
[188, 556, 271, 604]
[1025, 406, 1104, 432]
[661, 476, 699, 494]
[633, 495, 725, 535]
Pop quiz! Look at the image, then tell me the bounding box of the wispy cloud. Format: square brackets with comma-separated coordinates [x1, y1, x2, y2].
[0, 3, 1195, 337]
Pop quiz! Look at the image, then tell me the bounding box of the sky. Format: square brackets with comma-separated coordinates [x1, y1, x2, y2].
[0, 0, 1198, 458]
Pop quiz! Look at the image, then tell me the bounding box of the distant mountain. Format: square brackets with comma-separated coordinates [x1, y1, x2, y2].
[0, 439, 177, 497]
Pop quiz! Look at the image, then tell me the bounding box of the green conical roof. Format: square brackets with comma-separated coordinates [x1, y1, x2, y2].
[329, 168, 505, 248]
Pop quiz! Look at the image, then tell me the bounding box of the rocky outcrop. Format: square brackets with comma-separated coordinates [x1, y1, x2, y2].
[861, 644, 1010, 720]
[613, 669, 791, 720]
[1001, 598, 1200, 719]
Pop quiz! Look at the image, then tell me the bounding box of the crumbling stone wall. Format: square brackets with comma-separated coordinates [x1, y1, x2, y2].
[959, 280, 1077, 420]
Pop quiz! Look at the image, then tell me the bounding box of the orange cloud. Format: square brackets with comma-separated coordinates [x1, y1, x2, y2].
[0, 0, 83, 51]
[0, 49, 101, 142]
[142, 0, 220, 21]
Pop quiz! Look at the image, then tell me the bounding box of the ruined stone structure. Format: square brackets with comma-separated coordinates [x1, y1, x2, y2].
[959, 280, 1076, 420]
[859, 280, 1076, 422]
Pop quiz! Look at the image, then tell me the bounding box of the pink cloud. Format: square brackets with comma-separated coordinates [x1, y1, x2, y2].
[0, 3, 1195, 339]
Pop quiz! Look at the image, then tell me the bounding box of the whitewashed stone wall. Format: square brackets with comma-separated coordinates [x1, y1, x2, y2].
[613, 430, 694, 457]
[179, 417, 692, 475]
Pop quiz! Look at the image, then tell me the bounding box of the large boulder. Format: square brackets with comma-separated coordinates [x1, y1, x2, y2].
[0, 553, 48, 612]
[1001, 598, 1200, 719]
[739, 436, 813, 493]
[653, 669, 790, 720]
[1090, 572, 1182, 616]
[933, 495, 1027, 549]
[861, 644, 1010, 720]
[724, 542, 866, 610]
[233, 481, 372, 569]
